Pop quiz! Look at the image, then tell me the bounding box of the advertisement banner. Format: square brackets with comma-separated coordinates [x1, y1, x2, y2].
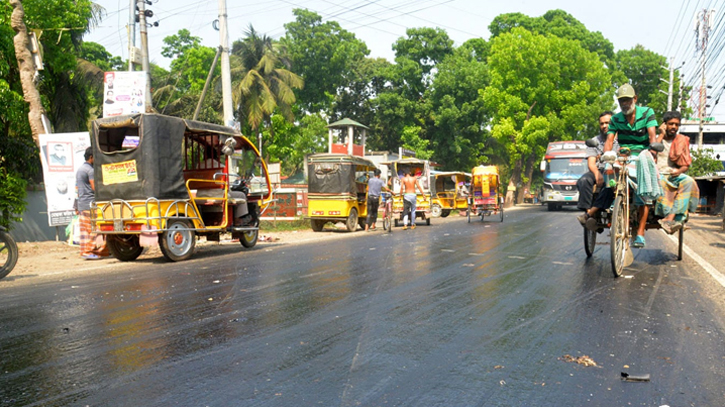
[38, 133, 91, 226]
[103, 71, 147, 117]
[101, 160, 139, 185]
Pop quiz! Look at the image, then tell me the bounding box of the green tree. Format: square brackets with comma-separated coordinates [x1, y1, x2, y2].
[689, 149, 724, 177]
[281, 9, 369, 113]
[426, 38, 491, 170]
[615, 45, 667, 111]
[231, 25, 303, 154]
[482, 27, 611, 205]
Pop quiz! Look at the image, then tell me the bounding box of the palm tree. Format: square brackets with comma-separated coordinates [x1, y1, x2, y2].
[231, 25, 303, 151]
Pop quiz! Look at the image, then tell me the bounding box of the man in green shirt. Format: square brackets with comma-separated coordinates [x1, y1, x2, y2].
[605, 83, 658, 248]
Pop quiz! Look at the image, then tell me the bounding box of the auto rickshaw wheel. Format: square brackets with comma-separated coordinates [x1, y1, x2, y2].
[107, 234, 143, 262]
[0, 230, 19, 279]
[500, 206, 504, 222]
[426, 217, 431, 226]
[159, 219, 196, 262]
[431, 204, 442, 218]
[441, 210, 450, 218]
[310, 219, 324, 232]
[394, 219, 399, 227]
[467, 208, 471, 223]
[240, 229, 258, 248]
[346, 208, 358, 232]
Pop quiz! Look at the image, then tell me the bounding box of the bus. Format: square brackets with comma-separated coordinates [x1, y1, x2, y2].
[539, 141, 588, 211]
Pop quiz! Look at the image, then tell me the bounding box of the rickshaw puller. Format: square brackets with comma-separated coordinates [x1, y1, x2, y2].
[604, 83, 659, 248]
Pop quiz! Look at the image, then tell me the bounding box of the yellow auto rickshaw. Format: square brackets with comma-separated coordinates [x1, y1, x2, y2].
[383, 158, 432, 226]
[469, 165, 503, 222]
[430, 171, 470, 217]
[307, 153, 378, 232]
[91, 113, 272, 262]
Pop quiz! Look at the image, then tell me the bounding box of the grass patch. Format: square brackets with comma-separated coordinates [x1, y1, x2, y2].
[260, 218, 310, 232]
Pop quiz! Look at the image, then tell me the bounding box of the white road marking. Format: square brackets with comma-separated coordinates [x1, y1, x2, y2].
[664, 232, 725, 288]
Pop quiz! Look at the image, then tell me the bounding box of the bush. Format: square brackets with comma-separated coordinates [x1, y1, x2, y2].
[689, 148, 724, 177]
[0, 169, 27, 229]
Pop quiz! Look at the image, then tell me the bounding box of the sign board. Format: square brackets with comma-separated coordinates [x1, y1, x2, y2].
[38, 132, 91, 226]
[267, 162, 281, 185]
[103, 71, 147, 117]
[399, 147, 416, 158]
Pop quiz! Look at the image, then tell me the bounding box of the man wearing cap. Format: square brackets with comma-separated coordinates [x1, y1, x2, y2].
[605, 83, 659, 248]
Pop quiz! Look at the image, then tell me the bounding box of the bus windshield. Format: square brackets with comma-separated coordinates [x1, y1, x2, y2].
[544, 158, 587, 181]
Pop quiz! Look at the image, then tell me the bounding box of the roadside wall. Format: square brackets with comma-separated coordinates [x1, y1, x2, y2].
[12, 188, 68, 242]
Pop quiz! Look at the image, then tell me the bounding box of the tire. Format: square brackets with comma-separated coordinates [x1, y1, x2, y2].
[467, 208, 471, 223]
[584, 226, 596, 258]
[383, 211, 391, 231]
[310, 219, 324, 232]
[441, 210, 450, 218]
[426, 217, 431, 226]
[346, 208, 358, 232]
[431, 204, 442, 218]
[159, 219, 196, 262]
[677, 224, 684, 261]
[547, 203, 557, 211]
[610, 195, 627, 277]
[107, 234, 143, 262]
[0, 230, 19, 280]
[394, 218, 399, 227]
[499, 206, 504, 222]
[240, 229, 258, 248]
[358, 218, 366, 230]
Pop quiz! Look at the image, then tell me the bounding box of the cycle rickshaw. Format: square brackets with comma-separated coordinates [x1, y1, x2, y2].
[582, 141, 686, 277]
[430, 171, 470, 218]
[468, 165, 504, 222]
[91, 113, 272, 262]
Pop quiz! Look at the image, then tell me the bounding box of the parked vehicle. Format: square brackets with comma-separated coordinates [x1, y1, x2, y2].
[540, 141, 588, 211]
[91, 113, 272, 262]
[307, 153, 378, 232]
[468, 165, 503, 222]
[430, 171, 470, 217]
[0, 226, 18, 280]
[383, 158, 432, 226]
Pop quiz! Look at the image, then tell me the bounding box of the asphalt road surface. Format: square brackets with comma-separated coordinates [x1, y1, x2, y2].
[2, 206, 724, 406]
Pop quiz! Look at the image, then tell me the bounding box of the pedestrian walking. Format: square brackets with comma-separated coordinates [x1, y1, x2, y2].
[76, 147, 109, 259]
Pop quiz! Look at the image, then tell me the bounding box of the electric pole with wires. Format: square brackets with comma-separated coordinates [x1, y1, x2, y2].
[695, 9, 714, 150]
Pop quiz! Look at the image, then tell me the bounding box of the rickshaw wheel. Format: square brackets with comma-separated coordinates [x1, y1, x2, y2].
[584, 226, 596, 257]
[610, 195, 627, 277]
[310, 219, 324, 232]
[240, 229, 258, 248]
[467, 208, 471, 223]
[0, 230, 19, 279]
[677, 224, 684, 260]
[431, 204, 442, 218]
[383, 215, 391, 231]
[346, 208, 358, 232]
[107, 234, 143, 262]
[441, 210, 450, 218]
[159, 219, 196, 262]
[499, 206, 504, 222]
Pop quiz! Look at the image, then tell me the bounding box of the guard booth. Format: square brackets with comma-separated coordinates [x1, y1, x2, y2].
[327, 118, 368, 157]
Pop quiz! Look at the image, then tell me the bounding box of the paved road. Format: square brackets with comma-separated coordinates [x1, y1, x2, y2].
[1, 206, 724, 406]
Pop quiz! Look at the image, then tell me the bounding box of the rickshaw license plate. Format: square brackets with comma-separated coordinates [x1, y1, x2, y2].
[113, 220, 124, 232]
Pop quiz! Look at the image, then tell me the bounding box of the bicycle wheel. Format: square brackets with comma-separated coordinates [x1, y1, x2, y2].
[584, 226, 596, 257]
[610, 195, 627, 277]
[677, 223, 684, 260]
[0, 230, 18, 280]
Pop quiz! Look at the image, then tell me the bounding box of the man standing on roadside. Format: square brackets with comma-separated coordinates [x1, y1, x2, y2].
[365, 169, 393, 232]
[654, 111, 700, 234]
[76, 147, 108, 260]
[400, 169, 426, 230]
[605, 83, 659, 248]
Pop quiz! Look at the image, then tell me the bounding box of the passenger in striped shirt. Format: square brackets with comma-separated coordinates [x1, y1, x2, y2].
[604, 84, 659, 248]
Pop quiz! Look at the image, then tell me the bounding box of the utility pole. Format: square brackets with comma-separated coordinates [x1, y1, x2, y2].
[667, 57, 674, 111]
[218, 0, 234, 128]
[696, 9, 714, 150]
[138, 0, 153, 109]
[127, 0, 135, 71]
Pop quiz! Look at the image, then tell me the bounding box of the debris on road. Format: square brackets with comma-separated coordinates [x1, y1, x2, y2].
[560, 354, 598, 367]
[621, 372, 651, 382]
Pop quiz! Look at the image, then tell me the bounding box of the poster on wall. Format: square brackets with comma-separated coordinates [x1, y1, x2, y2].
[38, 132, 91, 227]
[102, 71, 147, 117]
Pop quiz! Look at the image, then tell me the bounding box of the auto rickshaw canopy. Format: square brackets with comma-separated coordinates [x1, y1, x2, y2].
[307, 153, 378, 195]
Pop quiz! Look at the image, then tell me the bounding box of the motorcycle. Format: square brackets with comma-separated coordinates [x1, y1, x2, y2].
[0, 226, 18, 280]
